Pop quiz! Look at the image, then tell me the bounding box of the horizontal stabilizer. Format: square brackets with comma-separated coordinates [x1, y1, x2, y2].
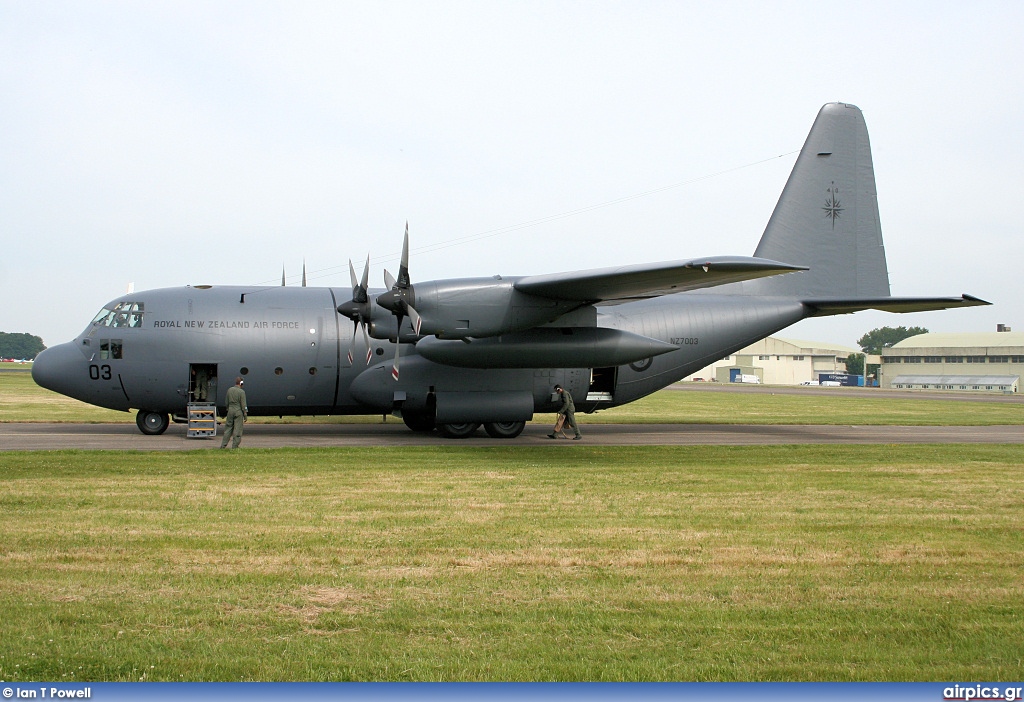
[515, 256, 807, 303]
[804, 294, 990, 317]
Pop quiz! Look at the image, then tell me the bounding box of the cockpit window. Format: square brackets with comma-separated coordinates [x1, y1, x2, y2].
[127, 303, 144, 327]
[91, 301, 144, 328]
[91, 308, 115, 326]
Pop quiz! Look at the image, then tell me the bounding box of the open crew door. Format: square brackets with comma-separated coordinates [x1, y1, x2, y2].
[186, 363, 219, 439]
[188, 363, 219, 404]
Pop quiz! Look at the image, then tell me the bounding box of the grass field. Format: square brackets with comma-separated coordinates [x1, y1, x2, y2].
[2, 445, 1023, 681]
[2, 368, 1022, 425]
[1, 368, 130, 423]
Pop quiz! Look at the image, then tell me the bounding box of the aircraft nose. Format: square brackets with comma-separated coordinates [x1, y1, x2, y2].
[32, 342, 84, 395]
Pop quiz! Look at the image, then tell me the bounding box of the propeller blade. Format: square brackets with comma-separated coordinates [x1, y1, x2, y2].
[396, 223, 411, 289]
[346, 320, 375, 367]
[407, 305, 423, 336]
[346, 320, 358, 365]
[302, 260, 307, 287]
[349, 259, 359, 290]
[351, 256, 371, 303]
[377, 224, 419, 347]
[340, 254, 375, 364]
[359, 255, 370, 297]
[390, 310, 407, 380]
[281, 265, 286, 287]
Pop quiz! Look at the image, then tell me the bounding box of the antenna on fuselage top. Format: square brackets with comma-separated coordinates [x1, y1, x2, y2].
[279, 262, 307, 287]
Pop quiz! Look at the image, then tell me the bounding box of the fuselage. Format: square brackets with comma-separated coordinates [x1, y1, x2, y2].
[31, 104, 985, 432]
[32, 283, 809, 422]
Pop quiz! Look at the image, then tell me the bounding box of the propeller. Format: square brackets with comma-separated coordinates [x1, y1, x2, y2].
[336, 255, 373, 366]
[377, 223, 423, 380]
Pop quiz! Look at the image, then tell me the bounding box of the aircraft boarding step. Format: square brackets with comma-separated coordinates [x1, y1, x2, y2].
[186, 403, 217, 438]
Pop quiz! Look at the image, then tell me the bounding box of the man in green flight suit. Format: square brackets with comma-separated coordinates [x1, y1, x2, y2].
[220, 376, 248, 449]
[548, 384, 582, 440]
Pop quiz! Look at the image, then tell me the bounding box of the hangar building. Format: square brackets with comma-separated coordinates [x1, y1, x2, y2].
[683, 337, 857, 385]
[879, 330, 1023, 393]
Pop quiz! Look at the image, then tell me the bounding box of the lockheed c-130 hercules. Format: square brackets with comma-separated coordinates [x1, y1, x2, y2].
[32, 103, 988, 438]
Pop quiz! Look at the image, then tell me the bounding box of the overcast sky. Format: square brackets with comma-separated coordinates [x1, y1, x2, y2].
[2, 1, 1022, 349]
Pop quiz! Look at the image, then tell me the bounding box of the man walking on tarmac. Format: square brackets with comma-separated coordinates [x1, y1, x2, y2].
[220, 376, 248, 449]
[548, 384, 582, 440]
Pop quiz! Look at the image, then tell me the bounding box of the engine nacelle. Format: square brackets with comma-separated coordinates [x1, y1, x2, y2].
[364, 314, 420, 343]
[382, 276, 581, 340]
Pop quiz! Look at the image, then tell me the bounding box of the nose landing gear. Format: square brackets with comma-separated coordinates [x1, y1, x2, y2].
[136, 410, 169, 435]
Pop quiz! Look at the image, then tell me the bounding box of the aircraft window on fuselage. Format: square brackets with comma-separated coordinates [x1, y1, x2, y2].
[111, 340, 123, 360]
[100, 339, 109, 360]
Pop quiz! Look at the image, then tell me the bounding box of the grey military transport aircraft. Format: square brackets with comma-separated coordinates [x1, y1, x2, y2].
[33, 103, 988, 438]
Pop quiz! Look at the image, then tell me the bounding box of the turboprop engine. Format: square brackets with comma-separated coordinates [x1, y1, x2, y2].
[377, 276, 580, 340]
[342, 224, 582, 379]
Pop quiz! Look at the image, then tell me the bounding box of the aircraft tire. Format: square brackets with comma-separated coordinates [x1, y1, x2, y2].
[483, 421, 526, 439]
[136, 410, 170, 436]
[402, 413, 436, 433]
[436, 422, 481, 439]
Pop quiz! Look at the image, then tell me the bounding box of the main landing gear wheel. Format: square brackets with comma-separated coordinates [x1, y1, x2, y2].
[136, 410, 170, 436]
[483, 421, 526, 439]
[436, 422, 481, 439]
[402, 413, 436, 433]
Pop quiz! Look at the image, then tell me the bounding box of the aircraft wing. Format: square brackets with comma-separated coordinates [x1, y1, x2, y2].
[514, 256, 807, 303]
[803, 295, 991, 317]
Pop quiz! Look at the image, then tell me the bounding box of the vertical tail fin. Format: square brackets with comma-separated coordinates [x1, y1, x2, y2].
[749, 102, 890, 299]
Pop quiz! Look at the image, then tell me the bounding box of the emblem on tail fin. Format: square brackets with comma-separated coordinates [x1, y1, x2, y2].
[823, 181, 843, 229]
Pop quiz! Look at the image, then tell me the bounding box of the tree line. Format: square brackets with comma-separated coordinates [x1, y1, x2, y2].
[845, 326, 929, 376]
[0, 332, 46, 360]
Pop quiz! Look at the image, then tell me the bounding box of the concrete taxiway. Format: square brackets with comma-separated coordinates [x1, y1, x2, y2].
[1, 421, 1021, 450]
